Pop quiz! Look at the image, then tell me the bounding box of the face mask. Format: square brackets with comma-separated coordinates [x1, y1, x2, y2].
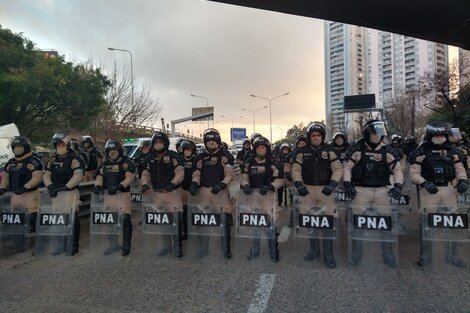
[108, 150, 119, 160]
[56, 146, 68, 155]
[370, 134, 381, 144]
[256, 146, 267, 158]
[297, 141, 307, 148]
[432, 136, 446, 145]
[154, 143, 165, 151]
[13, 146, 24, 157]
[206, 141, 218, 151]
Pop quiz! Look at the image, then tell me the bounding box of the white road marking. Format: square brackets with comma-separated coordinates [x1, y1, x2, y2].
[247, 273, 276, 313]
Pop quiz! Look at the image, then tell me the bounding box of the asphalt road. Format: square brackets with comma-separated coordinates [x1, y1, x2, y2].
[1, 183, 469, 313]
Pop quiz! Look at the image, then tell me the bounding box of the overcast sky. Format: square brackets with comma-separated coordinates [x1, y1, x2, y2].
[0, 0, 327, 142]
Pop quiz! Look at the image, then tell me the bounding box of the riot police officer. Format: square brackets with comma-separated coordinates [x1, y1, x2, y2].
[403, 136, 418, 159]
[43, 133, 86, 255]
[81, 135, 103, 182]
[180, 139, 198, 240]
[330, 132, 349, 163]
[284, 135, 307, 183]
[0, 136, 43, 254]
[236, 139, 251, 169]
[189, 128, 234, 259]
[71, 138, 89, 169]
[241, 136, 284, 262]
[175, 138, 185, 156]
[449, 128, 470, 177]
[276, 143, 292, 206]
[134, 139, 151, 178]
[92, 139, 136, 256]
[292, 122, 343, 268]
[141, 131, 185, 258]
[409, 122, 468, 267]
[343, 120, 403, 268]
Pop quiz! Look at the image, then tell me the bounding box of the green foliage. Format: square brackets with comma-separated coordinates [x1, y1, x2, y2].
[274, 122, 312, 145]
[0, 25, 110, 143]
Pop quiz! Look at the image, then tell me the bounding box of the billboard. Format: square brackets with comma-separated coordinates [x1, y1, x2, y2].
[191, 107, 214, 121]
[344, 94, 376, 112]
[230, 128, 246, 142]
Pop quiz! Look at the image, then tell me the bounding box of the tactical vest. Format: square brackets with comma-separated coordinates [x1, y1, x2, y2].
[182, 157, 196, 189]
[248, 158, 274, 188]
[301, 146, 332, 186]
[352, 146, 390, 187]
[421, 149, 455, 185]
[200, 153, 225, 187]
[102, 160, 129, 192]
[50, 154, 75, 188]
[86, 148, 100, 171]
[135, 152, 150, 177]
[332, 146, 347, 163]
[7, 158, 34, 191]
[148, 154, 175, 189]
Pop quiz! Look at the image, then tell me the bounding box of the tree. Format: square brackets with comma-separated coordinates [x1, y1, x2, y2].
[0, 25, 110, 143]
[384, 91, 428, 137]
[88, 65, 161, 140]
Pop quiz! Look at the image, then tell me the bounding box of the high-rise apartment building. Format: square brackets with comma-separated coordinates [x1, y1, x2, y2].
[325, 22, 448, 135]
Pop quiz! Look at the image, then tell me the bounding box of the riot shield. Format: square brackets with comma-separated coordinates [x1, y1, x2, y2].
[348, 205, 399, 270]
[187, 192, 231, 262]
[334, 185, 352, 227]
[89, 192, 123, 260]
[142, 190, 182, 259]
[0, 193, 30, 257]
[235, 190, 279, 266]
[293, 195, 339, 269]
[35, 191, 76, 258]
[390, 187, 416, 235]
[418, 204, 469, 271]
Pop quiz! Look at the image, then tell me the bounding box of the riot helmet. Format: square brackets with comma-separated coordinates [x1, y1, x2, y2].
[295, 135, 308, 149]
[52, 133, 71, 155]
[363, 120, 387, 148]
[181, 139, 197, 158]
[306, 122, 326, 146]
[81, 135, 95, 149]
[253, 136, 271, 158]
[424, 121, 449, 145]
[10, 136, 32, 158]
[104, 139, 123, 161]
[250, 133, 262, 146]
[203, 128, 221, 151]
[151, 131, 170, 152]
[175, 138, 185, 154]
[332, 132, 347, 148]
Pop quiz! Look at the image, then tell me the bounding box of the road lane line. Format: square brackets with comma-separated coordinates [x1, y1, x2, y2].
[247, 273, 276, 313]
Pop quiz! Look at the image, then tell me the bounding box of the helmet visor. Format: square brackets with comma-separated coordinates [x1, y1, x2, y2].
[449, 128, 462, 140]
[367, 121, 387, 137]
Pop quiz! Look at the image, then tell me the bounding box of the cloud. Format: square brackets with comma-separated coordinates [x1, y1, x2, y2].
[1, 0, 325, 142]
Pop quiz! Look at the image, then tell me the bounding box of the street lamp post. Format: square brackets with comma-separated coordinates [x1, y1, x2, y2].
[191, 94, 210, 129]
[108, 47, 134, 110]
[220, 115, 243, 145]
[241, 105, 267, 134]
[250, 92, 290, 143]
[277, 126, 283, 141]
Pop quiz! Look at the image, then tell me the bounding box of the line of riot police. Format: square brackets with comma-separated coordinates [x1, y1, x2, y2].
[0, 120, 468, 270]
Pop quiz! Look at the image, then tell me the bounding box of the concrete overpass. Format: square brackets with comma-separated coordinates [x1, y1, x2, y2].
[208, 0, 470, 50]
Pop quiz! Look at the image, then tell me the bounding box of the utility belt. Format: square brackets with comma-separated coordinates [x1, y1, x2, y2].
[354, 183, 389, 188]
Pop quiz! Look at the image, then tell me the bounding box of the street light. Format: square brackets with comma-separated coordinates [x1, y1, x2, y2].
[250, 92, 290, 143]
[241, 105, 267, 134]
[108, 47, 134, 110]
[220, 115, 243, 144]
[191, 94, 210, 129]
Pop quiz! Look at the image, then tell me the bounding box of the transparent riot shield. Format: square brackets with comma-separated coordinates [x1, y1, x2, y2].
[293, 195, 339, 269]
[35, 191, 76, 258]
[334, 185, 352, 227]
[187, 192, 231, 262]
[142, 190, 181, 259]
[235, 190, 279, 266]
[89, 192, 123, 260]
[390, 187, 416, 235]
[348, 205, 399, 270]
[0, 193, 30, 257]
[419, 204, 469, 271]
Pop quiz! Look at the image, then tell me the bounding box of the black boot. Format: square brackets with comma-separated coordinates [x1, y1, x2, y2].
[417, 223, 432, 266]
[381, 242, 397, 268]
[268, 229, 279, 263]
[51, 236, 65, 256]
[103, 235, 120, 255]
[323, 239, 336, 268]
[181, 205, 188, 241]
[173, 212, 183, 258]
[445, 242, 466, 268]
[66, 212, 80, 256]
[304, 238, 321, 261]
[196, 235, 209, 258]
[222, 213, 232, 259]
[122, 214, 132, 256]
[247, 237, 261, 260]
[350, 240, 363, 265]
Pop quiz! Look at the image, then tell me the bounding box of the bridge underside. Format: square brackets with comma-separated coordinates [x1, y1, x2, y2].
[208, 0, 470, 50]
